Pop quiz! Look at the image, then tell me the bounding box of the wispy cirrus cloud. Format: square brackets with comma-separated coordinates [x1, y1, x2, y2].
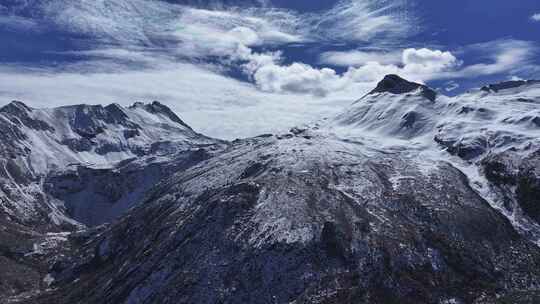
[1, 0, 417, 98]
[311, 0, 417, 43]
[446, 40, 538, 78]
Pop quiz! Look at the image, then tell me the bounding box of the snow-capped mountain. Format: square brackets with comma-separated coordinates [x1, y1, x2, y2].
[0, 100, 221, 300]
[332, 75, 540, 241]
[3, 76, 540, 303]
[0, 100, 216, 229]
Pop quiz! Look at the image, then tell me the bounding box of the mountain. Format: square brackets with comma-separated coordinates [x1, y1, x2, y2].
[0, 100, 216, 227]
[3, 76, 540, 303]
[334, 75, 540, 236]
[0, 101, 221, 299]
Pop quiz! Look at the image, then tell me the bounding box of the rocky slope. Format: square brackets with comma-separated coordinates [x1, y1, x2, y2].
[3, 75, 540, 303]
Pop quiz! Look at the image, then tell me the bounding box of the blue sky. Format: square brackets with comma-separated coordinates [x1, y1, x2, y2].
[0, 0, 539, 138]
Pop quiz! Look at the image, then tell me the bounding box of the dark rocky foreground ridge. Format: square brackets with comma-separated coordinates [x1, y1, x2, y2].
[2, 75, 540, 303]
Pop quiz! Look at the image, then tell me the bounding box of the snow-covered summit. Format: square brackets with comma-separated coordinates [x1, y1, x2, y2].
[0, 99, 219, 230]
[332, 74, 540, 144]
[0, 100, 214, 175]
[332, 75, 442, 139]
[328, 74, 540, 243]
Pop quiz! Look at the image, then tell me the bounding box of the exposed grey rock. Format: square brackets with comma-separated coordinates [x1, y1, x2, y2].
[481, 150, 540, 225]
[369, 74, 437, 102]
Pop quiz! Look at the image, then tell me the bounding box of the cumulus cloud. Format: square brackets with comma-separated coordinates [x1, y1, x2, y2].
[253, 63, 346, 97]
[315, 41, 538, 94]
[402, 48, 458, 69]
[249, 47, 460, 96]
[532, 13, 540, 22]
[400, 48, 461, 79]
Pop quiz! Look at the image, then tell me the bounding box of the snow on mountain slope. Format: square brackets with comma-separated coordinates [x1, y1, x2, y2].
[0, 100, 223, 300]
[330, 74, 540, 244]
[0, 100, 211, 175]
[4, 75, 540, 303]
[32, 98, 540, 304]
[333, 74, 442, 139]
[0, 100, 216, 229]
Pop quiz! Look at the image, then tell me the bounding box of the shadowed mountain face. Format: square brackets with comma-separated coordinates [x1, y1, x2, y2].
[3, 75, 540, 303]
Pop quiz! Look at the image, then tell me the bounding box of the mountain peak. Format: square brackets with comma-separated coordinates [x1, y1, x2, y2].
[1, 100, 32, 112]
[369, 74, 437, 101]
[480, 79, 540, 93]
[130, 101, 192, 130]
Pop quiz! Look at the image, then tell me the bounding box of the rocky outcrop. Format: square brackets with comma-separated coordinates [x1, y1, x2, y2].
[481, 150, 540, 225]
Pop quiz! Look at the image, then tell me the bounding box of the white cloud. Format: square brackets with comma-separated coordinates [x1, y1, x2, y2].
[400, 48, 461, 78]
[509, 75, 524, 81]
[338, 48, 459, 85]
[320, 50, 402, 67]
[443, 40, 538, 79]
[531, 13, 540, 22]
[320, 48, 458, 73]
[170, 7, 302, 59]
[2, 1, 538, 140]
[42, 0, 176, 44]
[0, 61, 354, 140]
[402, 48, 458, 68]
[253, 63, 346, 97]
[248, 48, 458, 96]
[316, 41, 539, 91]
[313, 0, 417, 42]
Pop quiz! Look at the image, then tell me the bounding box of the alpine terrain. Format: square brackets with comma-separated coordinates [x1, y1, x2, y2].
[2, 75, 540, 304]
